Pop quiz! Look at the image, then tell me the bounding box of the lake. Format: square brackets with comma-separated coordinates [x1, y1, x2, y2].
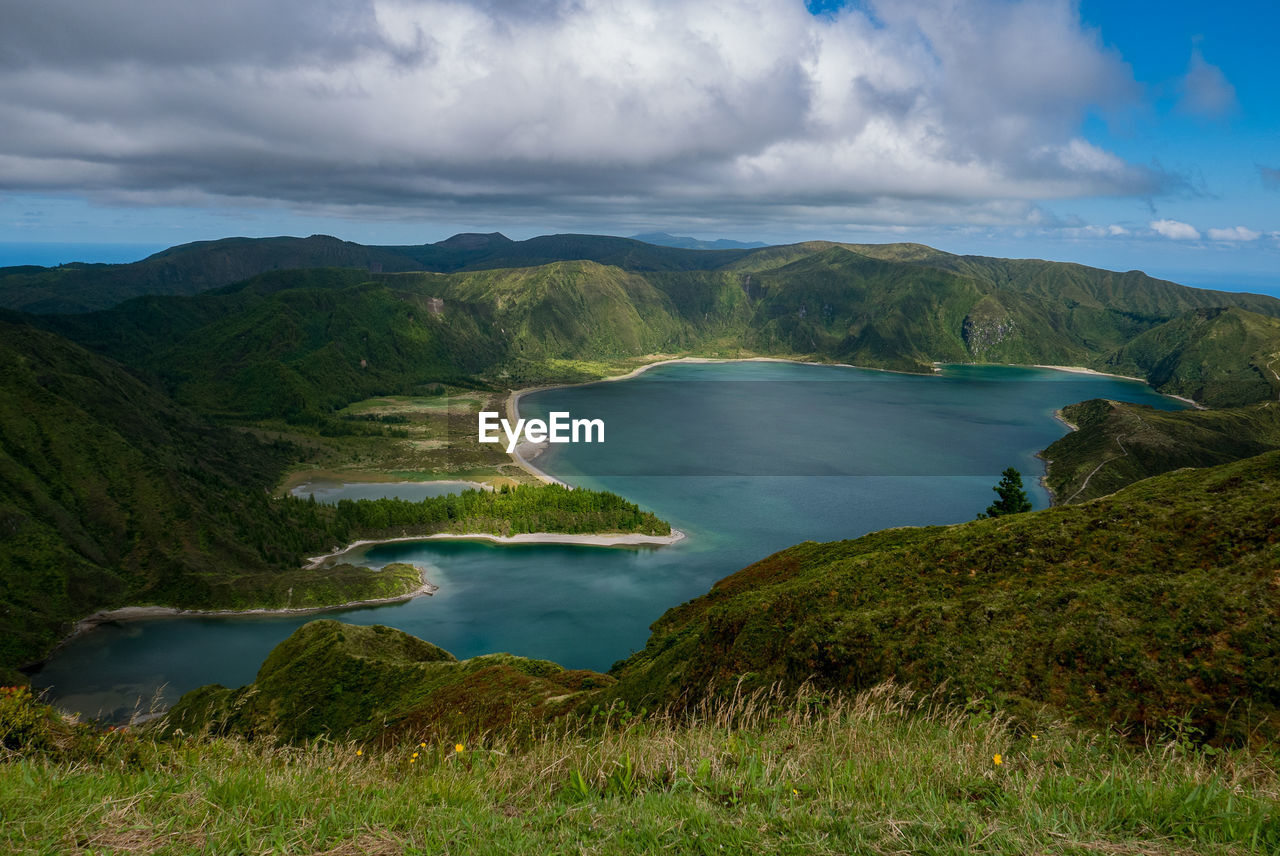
[31, 362, 1186, 720]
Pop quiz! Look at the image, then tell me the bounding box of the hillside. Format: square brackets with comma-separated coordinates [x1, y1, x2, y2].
[0, 322, 338, 677]
[165, 620, 610, 743]
[1043, 398, 1280, 503]
[0, 321, 671, 678]
[41, 262, 709, 419]
[1102, 306, 1280, 406]
[0, 235, 426, 314]
[26, 243, 1280, 425]
[609, 451, 1280, 745]
[0, 233, 755, 314]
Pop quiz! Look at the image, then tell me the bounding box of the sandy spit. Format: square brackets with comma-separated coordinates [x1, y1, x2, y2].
[305, 528, 687, 570]
[58, 568, 439, 646]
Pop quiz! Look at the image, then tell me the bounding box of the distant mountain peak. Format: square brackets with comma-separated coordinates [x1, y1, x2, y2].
[436, 232, 513, 250]
[629, 232, 768, 250]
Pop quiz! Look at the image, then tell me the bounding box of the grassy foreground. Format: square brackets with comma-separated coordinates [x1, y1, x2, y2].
[4, 684, 1279, 855]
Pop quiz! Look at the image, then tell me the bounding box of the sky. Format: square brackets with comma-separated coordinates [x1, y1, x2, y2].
[0, 0, 1276, 291]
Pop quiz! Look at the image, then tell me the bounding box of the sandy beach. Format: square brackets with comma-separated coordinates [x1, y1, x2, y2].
[305, 528, 686, 570]
[1033, 364, 1206, 408]
[59, 567, 440, 646]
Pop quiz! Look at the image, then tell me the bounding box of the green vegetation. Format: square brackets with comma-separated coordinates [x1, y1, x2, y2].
[611, 451, 1280, 745]
[0, 321, 325, 680]
[1044, 398, 1280, 503]
[0, 232, 753, 314]
[0, 320, 670, 678]
[164, 620, 610, 743]
[149, 450, 1280, 752]
[1103, 307, 1280, 407]
[330, 484, 670, 538]
[18, 237, 1280, 431]
[0, 235, 427, 314]
[4, 681, 1280, 854]
[979, 467, 1032, 517]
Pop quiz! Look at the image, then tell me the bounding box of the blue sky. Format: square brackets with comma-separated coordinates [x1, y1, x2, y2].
[0, 1, 1275, 293]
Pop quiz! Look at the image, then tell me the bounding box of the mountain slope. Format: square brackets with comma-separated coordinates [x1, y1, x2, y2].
[1043, 398, 1280, 503]
[43, 261, 706, 419]
[24, 240, 1280, 423]
[1102, 307, 1280, 406]
[165, 620, 610, 743]
[0, 322, 354, 676]
[609, 451, 1280, 744]
[0, 235, 425, 314]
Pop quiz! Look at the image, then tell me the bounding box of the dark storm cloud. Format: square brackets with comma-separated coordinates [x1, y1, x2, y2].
[0, 0, 1170, 229]
[0, 0, 384, 68]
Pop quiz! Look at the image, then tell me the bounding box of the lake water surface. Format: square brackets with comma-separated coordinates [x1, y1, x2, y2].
[32, 362, 1186, 719]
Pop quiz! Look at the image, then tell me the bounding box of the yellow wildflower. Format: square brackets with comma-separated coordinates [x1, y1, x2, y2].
[1031, 734, 1039, 741]
[993, 754, 1002, 766]
[455, 743, 465, 753]
[356, 749, 363, 757]
[420, 742, 427, 749]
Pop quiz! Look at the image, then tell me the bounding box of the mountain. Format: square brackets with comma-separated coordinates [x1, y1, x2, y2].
[40, 261, 709, 419]
[630, 232, 769, 250]
[0, 235, 426, 314]
[0, 232, 759, 314]
[1042, 398, 1280, 503]
[382, 233, 756, 274]
[29, 242, 1280, 423]
[0, 321, 354, 678]
[1102, 307, 1280, 407]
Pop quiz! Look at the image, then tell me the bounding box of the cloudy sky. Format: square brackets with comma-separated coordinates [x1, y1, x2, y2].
[1, 0, 1276, 290]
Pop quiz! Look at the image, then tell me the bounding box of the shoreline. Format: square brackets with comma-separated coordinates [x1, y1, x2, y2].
[51, 566, 440, 651]
[504, 355, 940, 483]
[305, 528, 687, 569]
[1031, 364, 1206, 409]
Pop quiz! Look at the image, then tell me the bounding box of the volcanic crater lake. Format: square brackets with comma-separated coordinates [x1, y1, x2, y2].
[33, 362, 1187, 719]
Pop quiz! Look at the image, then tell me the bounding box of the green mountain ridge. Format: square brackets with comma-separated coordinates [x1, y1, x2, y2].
[1043, 398, 1280, 503]
[24, 241, 1280, 426]
[0, 322, 324, 677]
[1103, 306, 1280, 406]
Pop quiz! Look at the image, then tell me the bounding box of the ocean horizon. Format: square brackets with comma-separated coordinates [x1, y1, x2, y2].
[0, 242, 169, 268]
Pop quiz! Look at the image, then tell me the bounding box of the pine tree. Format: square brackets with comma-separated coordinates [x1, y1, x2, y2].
[981, 467, 1033, 518]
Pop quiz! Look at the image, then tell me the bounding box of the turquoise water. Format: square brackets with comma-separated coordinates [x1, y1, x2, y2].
[31, 363, 1186, 720]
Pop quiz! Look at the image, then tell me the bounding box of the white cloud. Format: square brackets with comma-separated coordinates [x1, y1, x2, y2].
[1107, 224, 1129, 236]
[1150, 219, 1200, 240]
[1207, 226, 1261, 242]
[0, 0, 1163, 227]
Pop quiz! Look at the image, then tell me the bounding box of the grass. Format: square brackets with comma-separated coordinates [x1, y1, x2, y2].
[611, 451, 1280, 744]
[1042, 399, 1280, 504]
[3, 684, 1278, 854]
[273, 389, 537, 489]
